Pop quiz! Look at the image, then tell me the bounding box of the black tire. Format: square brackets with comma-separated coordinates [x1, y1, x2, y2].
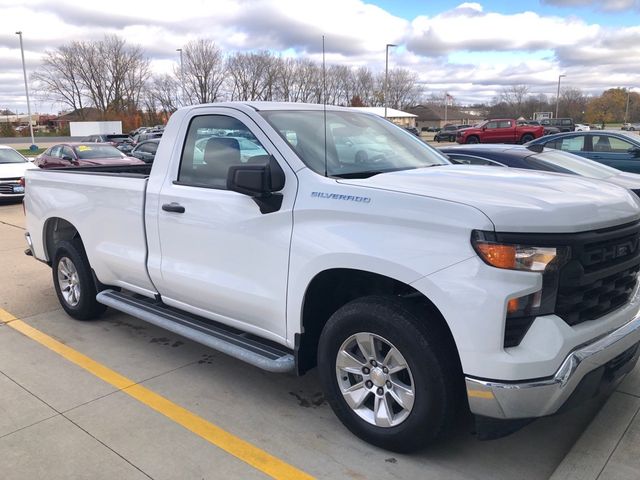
[318, 296, 461, 452]
[52, 239, 106, 321]
[521, 133, 534, 144]
[466, 135, 479, 144]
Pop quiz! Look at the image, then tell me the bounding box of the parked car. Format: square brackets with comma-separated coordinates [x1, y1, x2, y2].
[574, 123, 591, 131]
[517, 120, 560, 135]
[525, 131, 640, 173]
[34, 143, 145, 169]
[82, 134, 134, 154]
[440, 144, 640, 196]
[622, 123, 640, 131]
[132, 132, 163, 145]
[24, 102, 640, 451]
[0, 145, 33, 199]
[539, 118, 575, 132]
[403, 126, 420, 137]
[130, 139, 160, 163]
[456, 119, 544, 144]
[434, 124, 468, 142]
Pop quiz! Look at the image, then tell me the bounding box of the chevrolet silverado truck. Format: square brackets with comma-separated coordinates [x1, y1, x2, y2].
[456, 119, 544, 144]
[24, 102, 640, 452]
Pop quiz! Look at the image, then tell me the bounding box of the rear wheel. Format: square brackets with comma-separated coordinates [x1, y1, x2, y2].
[52, 239, 106, 320]
[521, 133, 534, 143]
[318, 296, 460, 452]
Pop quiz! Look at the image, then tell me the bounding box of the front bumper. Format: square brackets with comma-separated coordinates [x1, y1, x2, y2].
[466, 312, 640, 419]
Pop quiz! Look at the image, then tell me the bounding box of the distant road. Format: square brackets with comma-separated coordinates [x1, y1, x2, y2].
[0, 136, 81, 149]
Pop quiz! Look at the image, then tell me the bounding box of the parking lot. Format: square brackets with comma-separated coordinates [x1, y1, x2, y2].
[1, 199, 639, 480]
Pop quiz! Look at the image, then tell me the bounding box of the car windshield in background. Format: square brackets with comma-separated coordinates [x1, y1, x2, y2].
[73, 145, 125, 159]
[528, 149, 619, 179]
[260, 110, 450, 177]
[0, 148, 27, 164]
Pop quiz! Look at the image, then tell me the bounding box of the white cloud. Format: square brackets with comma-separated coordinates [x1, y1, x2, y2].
[0, 0, 639, 112]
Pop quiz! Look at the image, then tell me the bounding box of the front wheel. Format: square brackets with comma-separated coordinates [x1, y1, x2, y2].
[318, 296, 461, 452]
[52, 239, 106, 320]
[465, 136, 479, 144]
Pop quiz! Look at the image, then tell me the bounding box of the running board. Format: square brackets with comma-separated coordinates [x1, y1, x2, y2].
[96, 290, 295, 373]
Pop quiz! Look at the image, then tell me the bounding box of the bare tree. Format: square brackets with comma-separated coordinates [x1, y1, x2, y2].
[143, 74, 180, 116]
[496, 84, 530, 117]
[32, 44, 86, 116]
[559, 88, 588, 121]
[34, 36, 150, 116]
[383, 68, 421, 109]
[227, 51, 281, 101]
[180, 39, 226, 104]
[351, 67, 375, 106]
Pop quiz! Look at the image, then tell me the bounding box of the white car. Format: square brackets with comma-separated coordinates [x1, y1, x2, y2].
[574, 123, 591, 131]
[0, 145, 33, 199]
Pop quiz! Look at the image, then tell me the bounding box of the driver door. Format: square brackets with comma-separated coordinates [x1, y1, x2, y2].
[147, 108, 297, 340]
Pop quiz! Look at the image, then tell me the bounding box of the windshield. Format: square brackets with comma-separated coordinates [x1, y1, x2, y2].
[260, 110, 450, 177]
[73, 145, 125, 159]
[0, 148, 27, 164]
[528, 149, 619, 179]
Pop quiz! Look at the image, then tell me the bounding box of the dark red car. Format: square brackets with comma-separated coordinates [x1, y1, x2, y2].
[35, 143, 145, 168]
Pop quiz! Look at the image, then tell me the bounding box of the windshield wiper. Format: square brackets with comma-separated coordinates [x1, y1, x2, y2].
[333, 171, 388, 179]
[333, 165, 443, 179]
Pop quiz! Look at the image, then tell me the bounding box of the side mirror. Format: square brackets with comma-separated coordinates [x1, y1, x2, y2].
[481, 126, 487, 131]
[628, 147, 640, 158]
[227, 156, 285, 213]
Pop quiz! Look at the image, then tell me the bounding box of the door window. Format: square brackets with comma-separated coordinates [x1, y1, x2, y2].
[178, 115, 268, 188]
[486, 121, 499, 129]
[61, 146, 75, 159]
[49, 146, 62, 158]
[592, 135, 634, 153]
[554, 136, 584, 152]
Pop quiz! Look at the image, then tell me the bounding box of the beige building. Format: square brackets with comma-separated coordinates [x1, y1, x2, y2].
[406, 105, 485, 130]
[350, 107, 417, 128]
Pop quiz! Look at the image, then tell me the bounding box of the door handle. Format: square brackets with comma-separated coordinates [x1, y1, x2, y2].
[162, 202, 185, 213]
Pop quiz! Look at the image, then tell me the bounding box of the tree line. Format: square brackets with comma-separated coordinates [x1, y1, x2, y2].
[33, 36, 421, 126]
[32, 35, 639, 128]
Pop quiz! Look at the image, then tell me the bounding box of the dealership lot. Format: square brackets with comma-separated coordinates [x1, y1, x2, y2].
[0, 200, 638, 480]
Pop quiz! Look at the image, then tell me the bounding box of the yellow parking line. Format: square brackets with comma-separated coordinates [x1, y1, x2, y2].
[0, 309, 314, 480]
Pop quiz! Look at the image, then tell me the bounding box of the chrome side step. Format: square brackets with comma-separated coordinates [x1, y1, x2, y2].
[96, 289, 295, 373]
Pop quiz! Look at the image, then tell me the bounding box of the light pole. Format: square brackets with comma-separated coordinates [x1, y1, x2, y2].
[555, 74, 565, 119]
[384, 44, 397, 118]
[625, 88, 630, 123]
[16, 31, 36, 148]
[176, 48, 184, 107]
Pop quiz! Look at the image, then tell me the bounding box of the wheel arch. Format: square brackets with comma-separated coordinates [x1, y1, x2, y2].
[295, 268, 461, 376]
[43, 217, 82, 263]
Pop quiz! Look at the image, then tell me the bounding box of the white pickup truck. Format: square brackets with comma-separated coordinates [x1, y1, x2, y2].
[24, 102, 640, 451]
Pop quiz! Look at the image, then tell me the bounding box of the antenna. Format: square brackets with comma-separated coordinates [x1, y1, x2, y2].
[322, 35, 328, 177]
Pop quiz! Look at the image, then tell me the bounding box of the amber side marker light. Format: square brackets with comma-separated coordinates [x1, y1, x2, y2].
[476, 243, 517, 269]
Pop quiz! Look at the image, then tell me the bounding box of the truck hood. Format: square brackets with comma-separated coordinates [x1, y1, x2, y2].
[0, 161, 33, 180]
[339, 165, 640, 233]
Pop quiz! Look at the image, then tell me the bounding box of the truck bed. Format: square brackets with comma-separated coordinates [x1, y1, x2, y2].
[24, 165, 157, 296]
[46, 163, 153, 178]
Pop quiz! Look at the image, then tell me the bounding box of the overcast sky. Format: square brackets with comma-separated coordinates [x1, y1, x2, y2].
[1, 0, 639, 114]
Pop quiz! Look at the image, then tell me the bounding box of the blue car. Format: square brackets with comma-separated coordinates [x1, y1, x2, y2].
[439, 144, 640, 197]
[524, 131, 640, 173]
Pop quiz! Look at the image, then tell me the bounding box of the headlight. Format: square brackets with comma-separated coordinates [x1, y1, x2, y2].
[472, 230, 571, 348]
[471, 230, 568, 272]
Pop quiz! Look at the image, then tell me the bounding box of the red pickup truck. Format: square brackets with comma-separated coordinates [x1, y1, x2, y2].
[456, 119, 544, 144]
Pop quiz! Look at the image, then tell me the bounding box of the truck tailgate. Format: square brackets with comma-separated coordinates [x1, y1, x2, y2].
[25, 169, 156, 296]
